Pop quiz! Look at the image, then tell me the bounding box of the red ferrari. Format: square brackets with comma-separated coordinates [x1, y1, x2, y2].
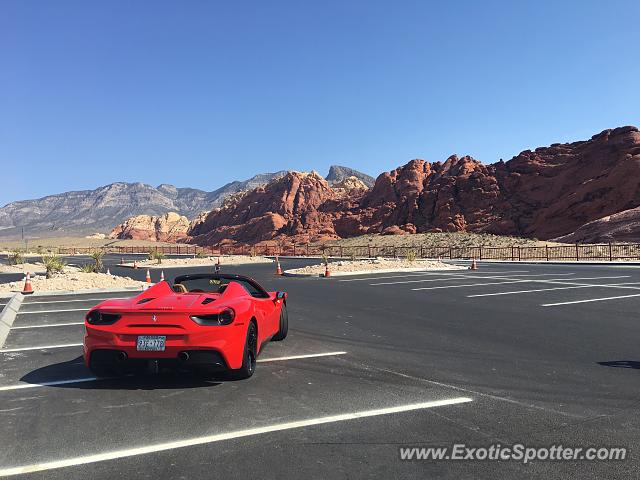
[83, 273, 288, 379]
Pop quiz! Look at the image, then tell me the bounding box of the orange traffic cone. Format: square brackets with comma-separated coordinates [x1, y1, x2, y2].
[22, 272, 34, 294]
[160, 270, 165, 282]
[145, 269, 151, 283]
[275, 256, 283, 275]
[470, 258, 478, 270]
[324, 263, 331, 278]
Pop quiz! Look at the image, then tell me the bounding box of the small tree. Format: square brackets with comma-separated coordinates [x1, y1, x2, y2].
[148, 250, 166, 264]
[80, 263, 96, 273]
[90, 250, 105, 272]
[406, 249, 417, 262]
[8, 249, 24, 265]
[42, 254, 66, 279]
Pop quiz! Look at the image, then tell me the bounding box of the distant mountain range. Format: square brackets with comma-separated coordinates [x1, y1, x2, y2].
[0, 166, 373, 238]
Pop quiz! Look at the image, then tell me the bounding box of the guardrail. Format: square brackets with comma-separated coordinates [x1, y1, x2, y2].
[38, 242, 640, 262]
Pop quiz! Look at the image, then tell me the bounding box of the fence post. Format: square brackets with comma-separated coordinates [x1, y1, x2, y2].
[575, 244, 579, 261]
[609, 242, 613, 261]
[545, 245, 549, 262]
[306, 243, 310, 256]
[517, 246, 521, 261]
[293, 244, 296, 256]
[479, 245, 483, 260]
[449, 247, 452, 259]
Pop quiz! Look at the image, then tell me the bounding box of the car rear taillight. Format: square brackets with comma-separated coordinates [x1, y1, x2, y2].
[190, 307, 235, 326]
[86, 310, 122, 325]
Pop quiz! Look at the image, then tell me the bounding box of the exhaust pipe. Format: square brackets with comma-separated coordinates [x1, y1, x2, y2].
[116, 351, 128, 363]
[178, 351, 190, 363]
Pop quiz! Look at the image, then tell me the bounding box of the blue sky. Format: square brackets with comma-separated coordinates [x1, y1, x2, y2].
[1, 0, 638, 206]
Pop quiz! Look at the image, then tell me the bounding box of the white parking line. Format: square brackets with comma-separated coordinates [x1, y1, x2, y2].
[412, 280, 535, 291]
[468, 285, 598, 297]
[411, 276, 631, 291]
[23, 297, 125, 305]
[11, 322, 85, 330]
[371, 273, 576, 286]
[17, 308, 87, 315]
[0, 351, 349, 391]
[338, 270, 530, 282]
[542, 293, 640, 307]
[468, 281, 640, 297]
[0, 377, 104, 392]
[0, 343, 82, 353]
[257, 351, 347, 362]
[0, 397, 472, 476]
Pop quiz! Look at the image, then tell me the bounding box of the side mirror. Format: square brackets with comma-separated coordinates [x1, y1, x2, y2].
[276, 291, 287, 300]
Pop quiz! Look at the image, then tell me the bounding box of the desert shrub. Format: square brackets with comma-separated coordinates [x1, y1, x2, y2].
[196, 250, 207, 258]
[321, 252, 329, 266]
[148, 249, 166, 264]
[42, 254, 66, 279]
[90, 250, 105, 272]
[80, 263, 96, 273]
[250, 246, 256, 257]
[406, 249, 417, 262]
[8, 249, 24, 265]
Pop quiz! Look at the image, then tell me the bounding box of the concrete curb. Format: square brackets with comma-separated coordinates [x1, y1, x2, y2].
[443, 259, 640, 267]
[283, 267, 466, 278]
[0, 286, 147, 297]
[0, 293, 24, 348]
[119, 261, 273, 270]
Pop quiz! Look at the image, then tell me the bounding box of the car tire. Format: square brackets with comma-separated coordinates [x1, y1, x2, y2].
[272, 304, 288, 341]
[231, 322, 257, 380]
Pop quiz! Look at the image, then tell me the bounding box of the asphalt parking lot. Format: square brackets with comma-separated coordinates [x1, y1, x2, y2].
[1, 257, 640, 478]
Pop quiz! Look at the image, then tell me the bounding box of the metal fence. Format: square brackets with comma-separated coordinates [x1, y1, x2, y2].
[47, 242, 640, 262]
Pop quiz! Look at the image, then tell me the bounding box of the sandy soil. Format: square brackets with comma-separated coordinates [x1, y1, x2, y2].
[287, 258, 465, 276]
[125, 255, 273, 269]
[0, 262, 46, 274]
[0, 237, 190, 251]
[0, 270, 148, 293]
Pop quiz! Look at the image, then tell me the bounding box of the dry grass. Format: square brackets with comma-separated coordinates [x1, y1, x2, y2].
[321, 232, 565, 248]
[0, 236, 191, 253]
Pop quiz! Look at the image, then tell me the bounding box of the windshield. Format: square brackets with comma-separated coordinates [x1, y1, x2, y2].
[174, 276, 232, 294]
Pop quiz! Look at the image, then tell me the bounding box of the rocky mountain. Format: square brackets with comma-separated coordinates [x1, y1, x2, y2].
[0, 171, 289, 238]
[325, 165, 375, 187]
[109, 212, 191, 242]
[185, 126, 640, 245]
[552, 207, 640, 243]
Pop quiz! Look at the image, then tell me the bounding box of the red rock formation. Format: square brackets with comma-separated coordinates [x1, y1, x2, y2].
[189, 171, 341, 244]
[110, 212, 191, 242]
[187, 126, 640, 245]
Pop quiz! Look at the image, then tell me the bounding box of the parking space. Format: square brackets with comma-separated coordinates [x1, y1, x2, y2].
[1, 260, 639, 478]
[335, 263, 640, 309]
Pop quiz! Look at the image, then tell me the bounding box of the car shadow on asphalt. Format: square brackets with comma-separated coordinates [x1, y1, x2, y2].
[598, 360, 640, 369]
[20, 356, 226, 390]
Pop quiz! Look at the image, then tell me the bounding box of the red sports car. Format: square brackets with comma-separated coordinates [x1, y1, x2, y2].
[83, 273, 288, 379]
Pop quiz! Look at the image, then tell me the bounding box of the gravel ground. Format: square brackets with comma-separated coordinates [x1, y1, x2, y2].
[126, 255, 274, 268]
[287, 258, 464, 275]
[0, 262, 46, 274]
[0, 270, 147, 293]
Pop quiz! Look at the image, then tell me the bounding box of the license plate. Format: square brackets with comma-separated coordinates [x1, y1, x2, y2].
[136, 335, 166, 351]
